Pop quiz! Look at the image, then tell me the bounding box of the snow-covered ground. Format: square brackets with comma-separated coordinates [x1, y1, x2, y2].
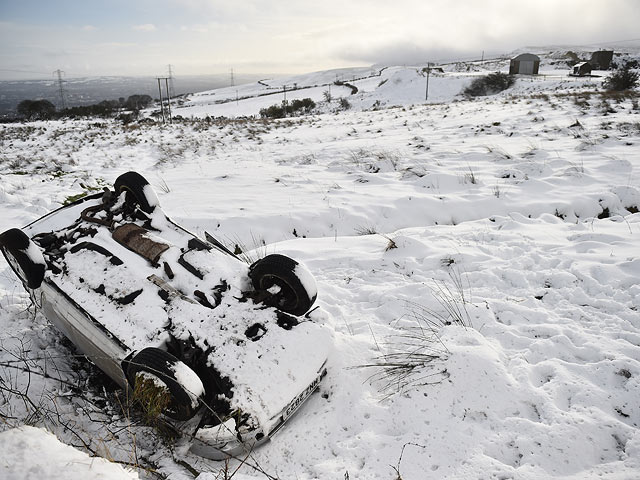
[1, 51, 639, 479]
[0, 426, 139, 479]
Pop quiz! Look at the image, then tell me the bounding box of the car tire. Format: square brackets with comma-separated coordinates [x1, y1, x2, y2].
[0, 228, 46, 289]
[123, 347, 202, 421]
[249, 254, 317, 316]
[114, 171, 159, 214]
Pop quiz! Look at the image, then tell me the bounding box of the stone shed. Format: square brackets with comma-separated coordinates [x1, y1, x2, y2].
[590, 50, 614, 70]
[509, 53, 541, 75]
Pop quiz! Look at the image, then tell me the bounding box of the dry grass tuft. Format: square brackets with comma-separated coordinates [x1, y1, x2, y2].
[360, 268, 472, 398]
[132, 374, 171, 425]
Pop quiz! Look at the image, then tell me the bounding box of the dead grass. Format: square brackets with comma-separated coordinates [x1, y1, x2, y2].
[359, 268, 472, 398]
[132, 375, 171, 426]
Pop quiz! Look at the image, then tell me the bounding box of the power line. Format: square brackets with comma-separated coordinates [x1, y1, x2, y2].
[0, 68, 56, 76]
[53, 69, 67, 109]
[595, 37, 640, 46]
[0, 67, 92, 79]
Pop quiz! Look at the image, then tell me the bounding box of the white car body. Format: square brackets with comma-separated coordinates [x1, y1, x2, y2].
[7, 179, 330, 459]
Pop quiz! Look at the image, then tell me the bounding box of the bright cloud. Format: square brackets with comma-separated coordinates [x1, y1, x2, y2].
[0, 0, 639, 79]
[133, 24, 157, 32]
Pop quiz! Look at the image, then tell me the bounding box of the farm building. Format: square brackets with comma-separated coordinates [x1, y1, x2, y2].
[509, 53, 540, 75]
[572, 62, 592, 76]
[590, 50, 614, 70]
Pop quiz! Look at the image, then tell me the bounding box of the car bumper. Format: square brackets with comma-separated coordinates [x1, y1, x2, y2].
[190, 362, 327, 459]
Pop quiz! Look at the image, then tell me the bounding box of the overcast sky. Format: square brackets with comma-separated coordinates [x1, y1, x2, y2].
[1, 0, 639, 80]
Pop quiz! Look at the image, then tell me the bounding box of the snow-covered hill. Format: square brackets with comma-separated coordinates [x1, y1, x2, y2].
[1, 49, 639, 479]
[173, 46, 640, 119]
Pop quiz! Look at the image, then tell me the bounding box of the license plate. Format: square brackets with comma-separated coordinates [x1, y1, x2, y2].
[283, 367, 326, 420]
[270, 366, 327, 436]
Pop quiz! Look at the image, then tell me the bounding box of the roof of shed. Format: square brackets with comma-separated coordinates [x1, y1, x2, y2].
[512, 53, 540, 61]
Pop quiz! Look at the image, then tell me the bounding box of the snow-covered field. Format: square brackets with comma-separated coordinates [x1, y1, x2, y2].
[1, 53, 639, 479]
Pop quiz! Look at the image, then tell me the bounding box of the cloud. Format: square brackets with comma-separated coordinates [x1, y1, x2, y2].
[180, 24, 209, 33]
[322, 0, 640, 68]
[96, 42, 138, 49]
[3, 0, 640, 80]
[133, 24, 157, 32]
[337, 40, 471, 66]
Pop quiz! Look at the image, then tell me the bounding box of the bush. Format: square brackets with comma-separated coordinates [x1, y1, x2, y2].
[60, 100, 121, 118]
[259, 104, 285, 119]
[17, 99, 56, 120]
[259, 97, 316, 118]
[116, 112, 138, 124]
[123, 94, 153, 111]
[463, 72, 515, 97]
[603, 63, 639, 91]
[611, 59, 639, 70]
[339, 97, 351, 110]
[289, 97, 315, 113]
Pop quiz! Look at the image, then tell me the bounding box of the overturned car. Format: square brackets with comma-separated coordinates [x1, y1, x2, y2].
[0, 171, 331, 458]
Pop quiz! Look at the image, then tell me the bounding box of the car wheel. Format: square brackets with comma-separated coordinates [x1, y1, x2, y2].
[0, 228, 46, 289]
[249, 254, 317, 316]
[114, 171, 159, 214]
[123, 347, 204, 421]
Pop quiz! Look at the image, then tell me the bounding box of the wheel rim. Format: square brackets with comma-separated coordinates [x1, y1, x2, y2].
[261, 274, 298, 311]
[119, 187, 142, 211]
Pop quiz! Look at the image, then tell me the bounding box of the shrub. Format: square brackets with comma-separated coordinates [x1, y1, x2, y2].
[259, 104, 285, 119]
[259, 97, 315, 118]
[612, 59, 640, 70]
[603, 62, 639, 91]
[123, 94, 153, 111]
[60, 100, 120, 118]
[339, 97, 351, 110]
[116, 112, 138, 124]
[17, 99, 56, 120]
[289, 97, 315, 113]
[463, 72, 515, 97]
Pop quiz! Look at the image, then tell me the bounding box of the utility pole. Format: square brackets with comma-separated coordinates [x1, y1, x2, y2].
[164, 77, 172, 123]
[282, 84, 287, 117]
[425, 62, 432, 102]
[157, 78, 165, 123]
[53, 69, 67, 110]
[156, 77, 172, 124]
[167, 64, 174, 97]
[230, 68, 234, 87]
